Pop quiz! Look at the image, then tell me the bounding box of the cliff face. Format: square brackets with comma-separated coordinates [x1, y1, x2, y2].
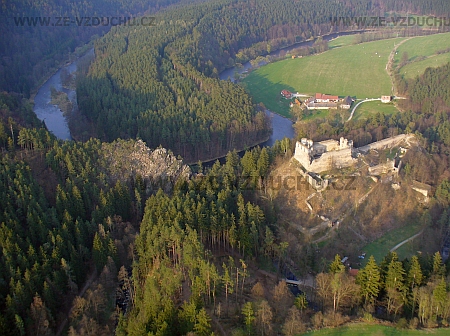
[103, 139, 191, 193]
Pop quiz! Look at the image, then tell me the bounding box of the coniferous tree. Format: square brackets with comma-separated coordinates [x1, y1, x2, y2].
[356, 255, 381, 307]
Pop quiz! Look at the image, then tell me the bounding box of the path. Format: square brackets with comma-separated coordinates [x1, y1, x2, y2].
[312, 183, 379, 244]
[346, 98, 381, 121]
[390, 230, 424, 252]
[346, 38, 414, 122]
[386, 37, 414, 95]
[305, 192, 316, 212]
[348, 224, 367, 242]
[55, 270, 96, 336]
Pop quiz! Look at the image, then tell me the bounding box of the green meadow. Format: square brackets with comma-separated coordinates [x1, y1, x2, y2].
[394, 32, 450, 65]
[328, 35, 359, 49]
[400, 52, 450, 78]
[352, 100, 399, 120]
[302, 323, 450, 336]
[242, 38, 400, 117]
[394, 32, 450, 79]
[361, 221, 423, 265]
[242, 32, 450, 118]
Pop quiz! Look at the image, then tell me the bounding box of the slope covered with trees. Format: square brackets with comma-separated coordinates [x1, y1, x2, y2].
[0, 93, 194, 335]
[0, 0, 187, 96]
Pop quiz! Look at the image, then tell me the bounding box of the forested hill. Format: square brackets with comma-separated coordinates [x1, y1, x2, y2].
[0, 92, 195, 335]
[76, 0, 450, 163]
[0, 0, 187, 96]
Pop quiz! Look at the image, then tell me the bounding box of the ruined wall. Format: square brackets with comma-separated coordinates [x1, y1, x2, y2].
[294, 147, 356, 173]
[309, 147, 356, 173]
[358, 134, 411, 152]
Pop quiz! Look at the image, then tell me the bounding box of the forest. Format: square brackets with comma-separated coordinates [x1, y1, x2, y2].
[2, 87, 450, 334]
[2, 0, 450, 335]
[0, 0, 185, 96]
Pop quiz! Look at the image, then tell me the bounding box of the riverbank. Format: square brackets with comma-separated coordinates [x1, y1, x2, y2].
[29, 40, 95, 103]
[190, 134, 271, 166]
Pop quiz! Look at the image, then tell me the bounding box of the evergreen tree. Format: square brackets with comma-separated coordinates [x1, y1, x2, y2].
[242, 301, 255, 335]
[356, 255, 381, 306]
[407, 255, 423, 318]
[329, 254, 345, 274]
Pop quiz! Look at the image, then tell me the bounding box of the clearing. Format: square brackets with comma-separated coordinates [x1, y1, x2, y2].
[351, 100, 399, 120]
[302, 323, 450, 335]
[361, 221, 424, 265]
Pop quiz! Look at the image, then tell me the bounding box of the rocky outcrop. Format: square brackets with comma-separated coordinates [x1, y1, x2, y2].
[103, 139, 191, 193]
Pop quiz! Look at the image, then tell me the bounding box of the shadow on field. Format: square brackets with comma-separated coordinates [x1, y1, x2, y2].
[243, 71, 298, 117]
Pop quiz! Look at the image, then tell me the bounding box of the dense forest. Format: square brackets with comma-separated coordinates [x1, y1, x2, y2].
[0, 90, 292, 335]
[0, 0, 188, 96]
[76, 0, 450, 163]
[0, 92, 191, 335]
[3, 87, 450, 335]
[3, 0, 450, 335]
[2, 0, 450, 96]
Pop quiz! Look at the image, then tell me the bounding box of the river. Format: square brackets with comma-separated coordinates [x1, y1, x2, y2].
[33, 31, 361, 146]
[33, 49, 94, 140]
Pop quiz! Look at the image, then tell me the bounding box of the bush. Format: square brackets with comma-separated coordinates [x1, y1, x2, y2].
[231, 328, 246, 336]
[395, 318, 408, 329]
[323, 311, 349, 328]
[363, 312, 375, 323]
[312, 311, 324, 329]
[409, 317, 419, 330]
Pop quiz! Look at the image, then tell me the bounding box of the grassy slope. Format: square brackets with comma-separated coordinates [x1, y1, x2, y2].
[352, 100, 399, 120]
[242, 38, 401, 117]
[328, 35, 359, 49]
[394, 32, 450, 78]
[400, 52, 450, 78]
[394, 32, 450, 64]
[302, 323, 450, 335]
[361, 221, 423, 265]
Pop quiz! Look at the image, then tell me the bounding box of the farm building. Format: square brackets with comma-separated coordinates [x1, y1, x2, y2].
[315, 93, 339, 103]
[381, 95, 392, 103]
[341, 96, 354, 109]
[281, 90, 293, 99]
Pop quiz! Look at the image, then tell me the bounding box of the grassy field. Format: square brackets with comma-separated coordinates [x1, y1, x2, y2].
[242, 38, 401, 117]
[393, 32, 450, 79]
[400, 52, 450, 78]
[394, 32, 450, 65]
[328, 35, 359, 49]
[361, 221, 423, 265]
[302, 109, 331, 121]
[352, 100, 399, 120]
[302, 323, 450, 335]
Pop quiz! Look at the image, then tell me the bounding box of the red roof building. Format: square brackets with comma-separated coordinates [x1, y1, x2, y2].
[281, 90, 293, 98]
[315, 93, 339, 103]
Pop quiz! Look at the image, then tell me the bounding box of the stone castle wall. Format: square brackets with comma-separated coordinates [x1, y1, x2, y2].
[357, 134, 411, 153]
[294, 134, 414, 174]
[294, 146, 355, 173]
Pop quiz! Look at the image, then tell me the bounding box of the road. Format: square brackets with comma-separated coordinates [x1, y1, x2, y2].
[55, 270, 96, 336]
[346, 98, 381, 121]
[346, 95, 407, 122]
[390, 230, 424, 252]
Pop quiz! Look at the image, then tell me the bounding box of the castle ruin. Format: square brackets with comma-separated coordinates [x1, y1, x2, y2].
[294, 137, 357, 173]
[293, 134, 415, 190]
